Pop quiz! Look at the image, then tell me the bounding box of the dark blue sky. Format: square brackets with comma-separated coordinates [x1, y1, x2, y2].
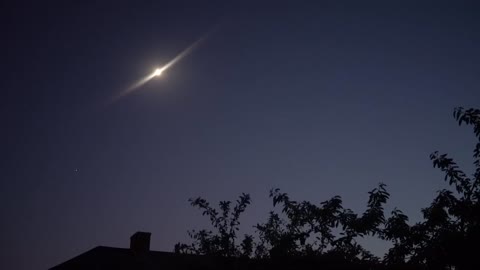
[2, 1, 480, 269]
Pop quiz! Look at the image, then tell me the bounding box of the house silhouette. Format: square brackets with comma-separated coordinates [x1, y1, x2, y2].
[50, 232, 241, 270]
[50, 232, 424, 270]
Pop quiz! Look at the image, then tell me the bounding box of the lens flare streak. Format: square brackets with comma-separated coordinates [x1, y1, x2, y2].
[110, 30, 213, 103]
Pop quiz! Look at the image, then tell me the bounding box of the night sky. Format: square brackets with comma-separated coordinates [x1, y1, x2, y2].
[2, 1, 480, 269]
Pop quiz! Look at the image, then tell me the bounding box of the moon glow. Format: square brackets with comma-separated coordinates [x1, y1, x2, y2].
[110, 32, 212, 104]
[153, 68, 164, 77]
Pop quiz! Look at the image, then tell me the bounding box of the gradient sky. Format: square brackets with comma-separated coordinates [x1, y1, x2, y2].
[2, 1, 480, 269]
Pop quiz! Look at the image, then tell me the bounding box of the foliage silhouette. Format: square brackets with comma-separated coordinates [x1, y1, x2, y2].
[383, 107, 480, 269]
[176, 107, 480, 270]
[174, 193, 252, 257]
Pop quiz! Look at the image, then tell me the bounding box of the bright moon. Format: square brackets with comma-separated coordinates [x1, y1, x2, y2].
[153, 68, 163, 77]
[110, 25, 218, 103]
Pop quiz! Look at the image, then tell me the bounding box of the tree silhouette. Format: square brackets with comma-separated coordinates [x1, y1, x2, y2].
[177, 184, 390, 265]
[255, 183, 387, 263]
[176, 107, 480, 270]
[174, 193, 252, 257]
[383, 107, 480, 269]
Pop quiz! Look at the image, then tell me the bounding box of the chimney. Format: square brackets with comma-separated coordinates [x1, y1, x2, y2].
[130, 231, 151, 253]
